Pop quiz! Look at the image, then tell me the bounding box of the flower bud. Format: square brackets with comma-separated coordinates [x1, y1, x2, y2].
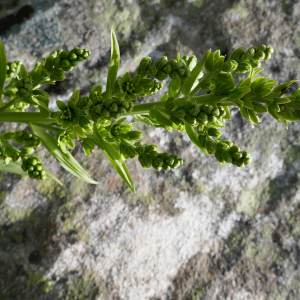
[222, 151, 232, 163]
[229, 47, 244, 62]
[2, 132, 15, 141]
[138, 154, 152, 169]
[211, 107, 220, 117]
[232, 159, 244, 168]
[198, 135, 207, 149]
[253, 51, 265, 61]
[145, 145, 158, 153]
[207, 115, 217, 122]
[232, 152, 243, 160]
[222, 140, 233, 147]
[205, 138, 216, 154]
[152, 157, 164, 171]
[229, 145, 240, 153]
[207, 128, 222, 138]
[20, 147, 35, 156]
[137, 57, 152, 77]
[215, 150, 225, 164]
[200, 79, 215, 90]
[216, 141, 229, 150]
[127, 131, 142, 141]
[256, 44, 267, 52]
[235, 62, 252, 74]
[221, 60, 238, 72]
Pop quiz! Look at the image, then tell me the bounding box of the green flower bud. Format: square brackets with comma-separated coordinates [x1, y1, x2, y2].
[229, 145, 240, 153]
[222, 151, 232, 163]
[127, 131, 142, 141]
[155, 70, 168, 81]
[221, 60, 238, 72]
[20, 147, 35, 156]
[211, 107, 220, 117]
[163, 63, 173, 74]
[207, 115, 217, 122]
[152, 157, 164, 171]
[230, 47, 245, 62]
[174, 109, 186, 120]
[137, 57, 152, 77]
[215, 150, 225, 164]
[145, 145, 158, 153]
[248, 60, 261, 68]
[200, 79, 215, 90]
[232, 152, 243, 160]
[256, 44, 267, 52]
[154, 56, 168, 70]
[198, 135, 207, 149]
[2, 132, 15, 141]
[197, 112, 208, 122]
[138, 154, 152, 169]
[205, 138, 216, 154]
[235, 62, 252, 74]
[232, 159, 244, 168]
[207, 128, 222, 138]
[253, 51, 265, 61]
[222, 140, 233, 147]
[243, 158, 251, 166]
[216, 141, 229, 150]
[241, 151, 250, 159]
[189, 107, 201, 117]
[124, 145, 137, 159]
[51, 68, 66, 81]
[162, 163, 171, 171]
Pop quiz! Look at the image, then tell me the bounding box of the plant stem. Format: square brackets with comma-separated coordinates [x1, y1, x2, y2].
[33, 76, 47, 89]
[0, 112, 55, 123]
[0, 97, 22, 112]
[31, 123, 62, 133]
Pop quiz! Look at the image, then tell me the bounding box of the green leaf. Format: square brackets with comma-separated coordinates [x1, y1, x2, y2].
[0, 39, 7, 100]
[19, 64, 28, 78]
[184, 123, 209, 155]
[168, 79, 180, 97]
[31, 124, 98, 184]
[182, 50, 210, 96]
[106, 26, 120, 99]
[0, 160, 63, 186]
[134, 114, 161, 128]
[93, 123, 135, 192]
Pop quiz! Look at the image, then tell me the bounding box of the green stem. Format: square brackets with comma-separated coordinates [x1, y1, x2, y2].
[0, 112, 55, 123]
[0, 97, 22, 112]
[33, 76, 47, 89]
[31, 123, 62, 133]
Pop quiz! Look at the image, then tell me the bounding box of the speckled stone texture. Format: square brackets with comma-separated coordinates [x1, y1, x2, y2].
[1, 0, 300, 299]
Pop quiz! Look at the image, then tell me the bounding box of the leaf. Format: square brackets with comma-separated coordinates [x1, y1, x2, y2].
[0, 160, 63, 186]
[182, 50, 210, 96]
[106, 26, 120, 99]
[31, 124, 98, 184]
[168, 79, 180, 97]
[20, 64, 28, 78]
[93, 123, 135, 192]
[134, 114, 161, 128]
[0, 39, 7, 99]
[184, 123, 209, 155]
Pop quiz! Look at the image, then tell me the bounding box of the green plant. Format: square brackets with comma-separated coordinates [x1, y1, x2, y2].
[0, 27, 299, 192]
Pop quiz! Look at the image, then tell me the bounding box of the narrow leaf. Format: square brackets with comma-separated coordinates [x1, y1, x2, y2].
[184, 123, 209, 155]
[182, 50, 210, 96]
[31, 124, 98, 184]
[0, 160, 63, 186]
[106, 27, 120, 99]
[93, 123, 135, 192]
[0, 39, 6, 100]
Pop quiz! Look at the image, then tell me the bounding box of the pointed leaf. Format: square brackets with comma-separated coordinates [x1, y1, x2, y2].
[31, 124, 98, 184]
[106, 27, 120, 99]
[0, 39, 6, 100]
[182, 50, 210, 96]
[0, 160, 63, 186]
[184, 123, 209, 155]
[94, 123, 135, 192]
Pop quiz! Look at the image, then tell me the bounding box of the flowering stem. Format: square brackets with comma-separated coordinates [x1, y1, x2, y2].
[0, 112, 55, 123]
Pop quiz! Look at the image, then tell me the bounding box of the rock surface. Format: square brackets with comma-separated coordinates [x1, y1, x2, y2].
[1, 0, 300, 299]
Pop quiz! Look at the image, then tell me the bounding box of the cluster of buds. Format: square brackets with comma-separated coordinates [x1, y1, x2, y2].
[89, 97, 134, 123]
[108, 118, 142, 142]
[8, 130, 41, 147]
[132, 143, 183, 171]
[198, 131, 251, 167]
[6, 61, 22, 79]
[154, 57, 191, 82]
[168, 101, 227, 128]
[230, 44, 274, 74]
[0, 145, 11, 165]
[21, 156, 46, 181]
[15, 76, 33, 102]
[6, 101, 30, 112]
[42, 47, 91, 81]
